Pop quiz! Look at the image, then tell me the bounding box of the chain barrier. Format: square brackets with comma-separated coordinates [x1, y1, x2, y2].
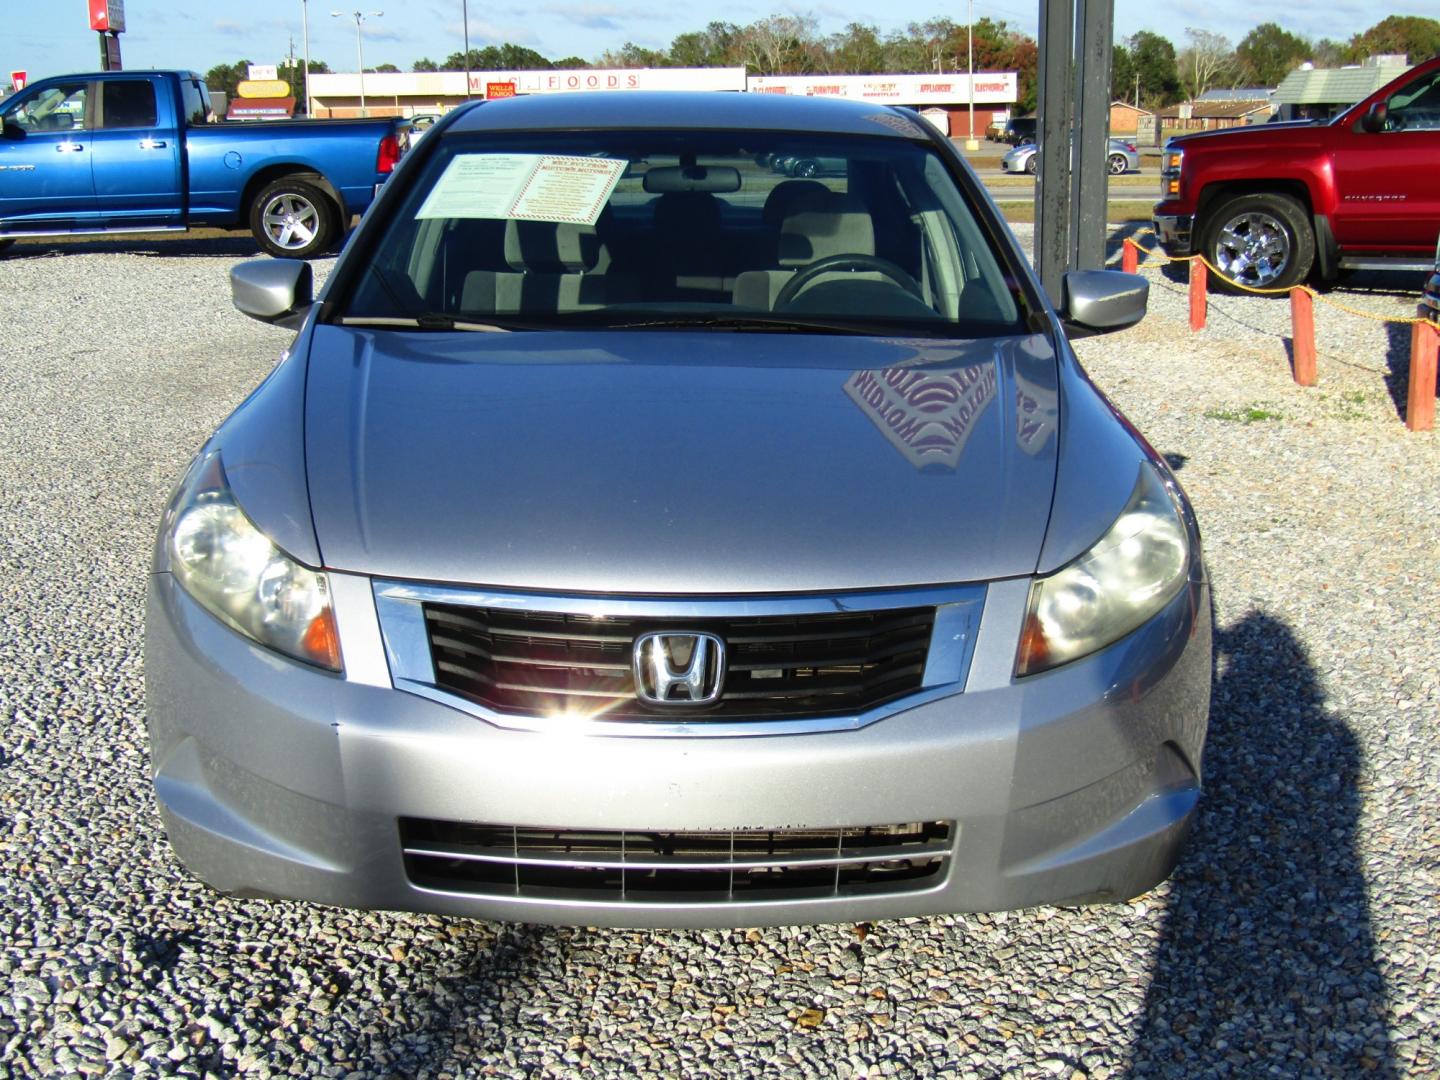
[1122, 229, 1435, 327]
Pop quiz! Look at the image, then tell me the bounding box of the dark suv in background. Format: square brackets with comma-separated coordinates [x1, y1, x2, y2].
[999, 117, 1038, 145]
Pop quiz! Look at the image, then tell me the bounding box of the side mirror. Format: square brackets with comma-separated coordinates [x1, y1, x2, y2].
[230, 259, 314, 329]
[1359, 101, 1388, 134]
[1058, 269, 1149, 338]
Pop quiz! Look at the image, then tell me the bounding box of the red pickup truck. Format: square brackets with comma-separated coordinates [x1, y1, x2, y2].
[1153, 55, 1440, 290]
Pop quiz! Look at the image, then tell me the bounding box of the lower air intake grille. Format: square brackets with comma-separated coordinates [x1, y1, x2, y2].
[400, 818, 953, 902]
[422, 604, 935, 722]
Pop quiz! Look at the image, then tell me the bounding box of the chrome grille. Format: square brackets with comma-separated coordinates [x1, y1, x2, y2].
[400, 819, 953, 901]
[422, 605, 934, 721]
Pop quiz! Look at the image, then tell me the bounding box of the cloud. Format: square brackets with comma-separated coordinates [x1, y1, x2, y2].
[541, 3, 660, 31]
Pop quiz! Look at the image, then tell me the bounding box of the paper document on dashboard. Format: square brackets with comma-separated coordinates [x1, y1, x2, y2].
[415, 154, 625, 226]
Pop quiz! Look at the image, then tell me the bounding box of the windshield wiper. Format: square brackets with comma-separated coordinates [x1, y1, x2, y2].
[338, 314, 514, 332]
[597, 315, 893, 335]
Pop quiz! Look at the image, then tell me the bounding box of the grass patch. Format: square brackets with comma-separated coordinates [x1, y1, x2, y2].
[1203, 404, 1285, 424]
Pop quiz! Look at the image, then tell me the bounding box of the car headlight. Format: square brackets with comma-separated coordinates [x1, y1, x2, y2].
[165, 452, 340, 671]
[1017, 463, 1190, 676]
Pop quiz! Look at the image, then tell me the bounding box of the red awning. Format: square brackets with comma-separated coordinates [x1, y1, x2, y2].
[226, 97, 296, 119]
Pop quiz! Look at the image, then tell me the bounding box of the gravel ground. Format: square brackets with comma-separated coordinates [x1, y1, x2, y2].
[1, 230, 1437, 1079]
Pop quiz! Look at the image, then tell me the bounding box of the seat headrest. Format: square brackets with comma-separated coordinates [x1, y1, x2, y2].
[777, 194, 875, 266]
[762, 180, 829, 229]
[504, 219, 606, 273]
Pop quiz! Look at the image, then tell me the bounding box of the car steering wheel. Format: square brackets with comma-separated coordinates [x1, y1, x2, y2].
[774, 254, 925, 310]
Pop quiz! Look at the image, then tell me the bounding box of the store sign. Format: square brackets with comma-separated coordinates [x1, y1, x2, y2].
[9, 71, 26, 91]
[748, 72, 1017, 105]
[237, 79, 291, 99]
[485, 82, 517, 99]
[247, 65, 279, 82]
[89, 0, 126, 33]
[467, 67, 746, 96]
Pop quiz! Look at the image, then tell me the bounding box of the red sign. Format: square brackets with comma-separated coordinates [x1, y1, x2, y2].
[90, 0, 126, 32]
[9, 71, 26, 91]
[485, 82, 517, 99]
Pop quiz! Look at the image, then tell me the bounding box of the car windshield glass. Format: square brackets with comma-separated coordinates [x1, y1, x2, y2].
[340, 130, 1027, 336]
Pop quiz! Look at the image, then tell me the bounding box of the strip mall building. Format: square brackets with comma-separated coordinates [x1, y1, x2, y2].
[308, 68, 1018, 137]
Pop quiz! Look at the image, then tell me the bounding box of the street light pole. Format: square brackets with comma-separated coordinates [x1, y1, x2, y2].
[332, 10, 382, 117]
[966, 0, 978, 150]
[300, 0, 313, 116]
[462, 0, 472, 99]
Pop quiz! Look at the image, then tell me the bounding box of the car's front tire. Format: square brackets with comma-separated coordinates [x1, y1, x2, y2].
[249, 178, 340, 260]
[1201, 192, 1315, 292]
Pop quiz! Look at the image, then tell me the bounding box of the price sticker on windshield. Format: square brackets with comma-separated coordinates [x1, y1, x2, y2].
[415, 154, 625, 226]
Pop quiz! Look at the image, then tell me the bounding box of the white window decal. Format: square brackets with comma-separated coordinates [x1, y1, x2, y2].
[415, 154, 626, 225]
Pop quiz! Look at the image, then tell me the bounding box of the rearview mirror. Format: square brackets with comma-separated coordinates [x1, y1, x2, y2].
[1058, 270, 1148, 337]
[1359, 101, 1388, 134]
[231, 259, 313, 329]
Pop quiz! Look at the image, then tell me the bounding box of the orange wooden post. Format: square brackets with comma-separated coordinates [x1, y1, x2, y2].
[1188, 259, 1207, 331]
[1290, 288, 1317, 386]
[1407, 319, 1439, 432]
[1122, 238, 1139, 274]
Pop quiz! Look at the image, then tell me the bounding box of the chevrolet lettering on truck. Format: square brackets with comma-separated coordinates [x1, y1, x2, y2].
[1154, 55, 1440, 290]
[0, 70, 403, 258]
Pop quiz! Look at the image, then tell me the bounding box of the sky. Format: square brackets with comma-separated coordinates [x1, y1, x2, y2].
[1, 1, 1429, 86]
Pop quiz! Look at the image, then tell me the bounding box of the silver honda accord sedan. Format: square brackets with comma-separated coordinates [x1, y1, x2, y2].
[145, 91, 1210, 928]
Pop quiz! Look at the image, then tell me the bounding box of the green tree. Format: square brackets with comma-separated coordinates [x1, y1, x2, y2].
[553, 57, 589, 69]
[1111, 43, 1137, 103]
[1346, 15, 1440, 63]
[441, 45, 555, 70]
[1236, 23, 1310, 86]
[412, 57, 439, 72]
[372, 63, 400, 73]
[277, 58, 330, 114]
[203, 60, 251, 102]
[670, 22, 741, 68]
[826, 23, 886, 73]
[1128, 31, 1181, 108]
[595, 42, 670, 68]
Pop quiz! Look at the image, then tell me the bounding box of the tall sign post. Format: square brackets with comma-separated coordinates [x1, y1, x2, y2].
[89, 0, 126, 71]
[1035, 0, 1114, 299]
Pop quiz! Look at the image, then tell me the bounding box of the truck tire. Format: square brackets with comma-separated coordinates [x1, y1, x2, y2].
[250, 179, 339, 260]
[1200, 192, 1315, 292]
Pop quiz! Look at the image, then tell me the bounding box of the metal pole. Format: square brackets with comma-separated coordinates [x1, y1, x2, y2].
[1035, 0, 1074, 299]
[356, 17, 366, 115]
[462, 0, 472, 99]
[966, 0, 976, 147]
[1072, 0, 1114, 271]
[301, 0, 313, 117]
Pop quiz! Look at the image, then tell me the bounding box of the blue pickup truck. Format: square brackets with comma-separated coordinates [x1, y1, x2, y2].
[0, 70, 403, 258]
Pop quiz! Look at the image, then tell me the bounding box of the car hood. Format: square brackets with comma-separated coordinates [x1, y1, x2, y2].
[303, 326, 1061, 593]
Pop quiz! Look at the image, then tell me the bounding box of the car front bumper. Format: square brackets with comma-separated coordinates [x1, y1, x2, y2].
[145, 568, 1211, 928]
[1151, 212, 1194, 257]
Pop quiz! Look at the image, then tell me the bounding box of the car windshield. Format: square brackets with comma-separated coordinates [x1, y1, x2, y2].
[340, 130, 1028, 336]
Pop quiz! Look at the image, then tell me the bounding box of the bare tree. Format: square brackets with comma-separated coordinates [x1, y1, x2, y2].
[1178, 27, 1238, 99]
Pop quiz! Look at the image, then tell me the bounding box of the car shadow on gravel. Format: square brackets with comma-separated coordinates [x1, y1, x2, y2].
[1, 236, 265, 260]
[1128, 612, 1394, 1077]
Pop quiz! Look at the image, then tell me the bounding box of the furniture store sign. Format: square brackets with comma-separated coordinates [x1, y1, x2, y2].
[748, 73, 1018, 105]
